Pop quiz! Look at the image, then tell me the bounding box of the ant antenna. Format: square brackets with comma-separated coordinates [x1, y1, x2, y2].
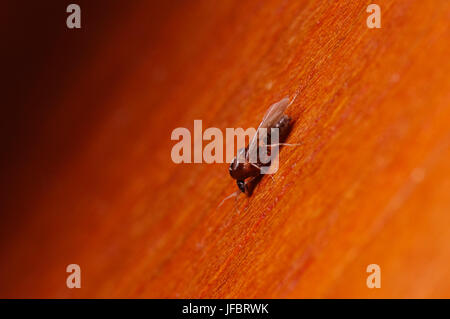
[218, 190, 240, 208]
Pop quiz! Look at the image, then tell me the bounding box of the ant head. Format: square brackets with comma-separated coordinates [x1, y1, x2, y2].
[229, 155, 261, 181]
[236, 180, 246, 193]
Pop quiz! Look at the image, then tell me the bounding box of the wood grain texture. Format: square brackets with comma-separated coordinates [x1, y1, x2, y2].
[0, 0, 449, 298]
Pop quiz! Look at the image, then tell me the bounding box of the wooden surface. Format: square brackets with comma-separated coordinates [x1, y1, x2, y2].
[0, 0, 450, 298]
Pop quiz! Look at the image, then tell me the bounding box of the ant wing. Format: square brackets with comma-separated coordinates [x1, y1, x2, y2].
[236, 146, 247, 164]
[247, 96, 291, 159]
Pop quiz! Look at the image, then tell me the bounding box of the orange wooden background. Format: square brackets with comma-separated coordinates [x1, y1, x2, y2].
[0, 0, 449, 298]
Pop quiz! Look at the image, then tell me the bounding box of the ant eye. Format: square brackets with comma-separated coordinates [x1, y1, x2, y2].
[237, 180, 245, 193]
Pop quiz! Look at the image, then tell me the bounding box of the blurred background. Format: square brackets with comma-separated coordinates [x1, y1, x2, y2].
[0, 0, 449, 298]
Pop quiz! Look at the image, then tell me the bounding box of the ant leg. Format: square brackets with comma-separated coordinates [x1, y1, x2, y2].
[234, 193, 241, 214]
[218, 190, 240, 208]
[249, 162, 261, 170]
